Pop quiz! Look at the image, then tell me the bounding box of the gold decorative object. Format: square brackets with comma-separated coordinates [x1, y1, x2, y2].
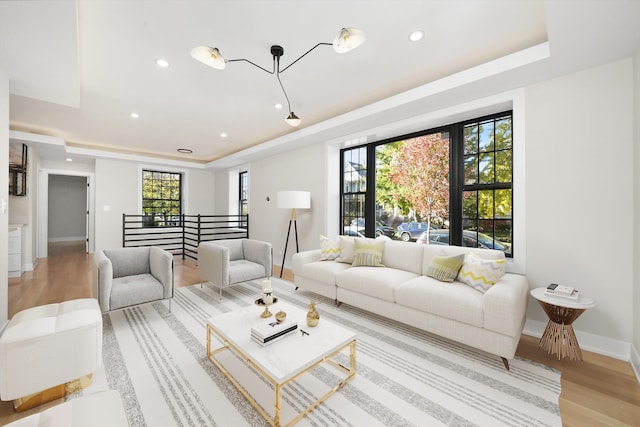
[275, 310, 287, 323]
[255, 296, 278, 318]
[306, 300, 320, 327]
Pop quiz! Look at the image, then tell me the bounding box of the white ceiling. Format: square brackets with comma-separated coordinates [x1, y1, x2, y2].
[2, 0, 640, 168]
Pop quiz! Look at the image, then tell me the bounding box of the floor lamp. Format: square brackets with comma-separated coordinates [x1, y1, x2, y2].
[277, 191, 310, 278]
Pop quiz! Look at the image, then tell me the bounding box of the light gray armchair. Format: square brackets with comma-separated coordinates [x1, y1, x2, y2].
[198, 239, 272, 299]
[93, 246, 174, 312]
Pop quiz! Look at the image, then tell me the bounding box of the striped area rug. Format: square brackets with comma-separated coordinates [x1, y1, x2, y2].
[97, 278, 561, 427]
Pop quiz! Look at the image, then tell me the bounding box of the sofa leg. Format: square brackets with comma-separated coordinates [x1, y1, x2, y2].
[501, 357, 510, 370]
[295, 286, 298, 290]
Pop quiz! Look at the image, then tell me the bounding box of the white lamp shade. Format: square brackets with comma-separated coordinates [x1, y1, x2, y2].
[191, 46, 226, 69]
[333, 27, 367, 53]
[277, 191, 310, 209]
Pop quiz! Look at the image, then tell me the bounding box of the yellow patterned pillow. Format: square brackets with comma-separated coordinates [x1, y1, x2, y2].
[457, 253, 506, 293]
[351, 238, 385, 267]
[319, 235, 341, 260]
[426, 254, 465, 282]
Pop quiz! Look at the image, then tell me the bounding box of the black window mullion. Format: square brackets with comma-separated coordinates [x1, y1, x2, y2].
[364, 145, 377, 238]
[449, 123, 464, 246]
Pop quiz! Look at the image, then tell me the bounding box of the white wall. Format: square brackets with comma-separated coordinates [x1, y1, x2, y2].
[249, 143, 326, 270]
[94, 158, 216, 251]
[0, 66, 9, 328]
[524, 58, 634, 355]
[48, 174, 86, 241]
[95, 158, 139, 251]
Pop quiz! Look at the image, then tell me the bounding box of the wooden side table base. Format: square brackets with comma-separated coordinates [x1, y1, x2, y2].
[539, 320, 583, 361]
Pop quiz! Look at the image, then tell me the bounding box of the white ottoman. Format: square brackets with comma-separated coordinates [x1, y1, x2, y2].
[4, 390, 128, 427]
[0, 299, 103, 403]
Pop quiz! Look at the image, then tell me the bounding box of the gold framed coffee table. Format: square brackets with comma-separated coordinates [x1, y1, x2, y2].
[206, 300, 356, 427]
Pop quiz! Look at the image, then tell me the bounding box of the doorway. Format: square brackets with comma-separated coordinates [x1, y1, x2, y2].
[48, 174, 88, 253]
[37, 170, 95, 258]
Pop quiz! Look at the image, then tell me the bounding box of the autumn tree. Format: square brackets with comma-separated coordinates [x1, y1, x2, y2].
[375, 142, 411, 219]
[389, 133, 450, 232]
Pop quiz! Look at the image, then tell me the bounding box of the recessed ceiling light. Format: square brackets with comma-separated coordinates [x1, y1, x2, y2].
[274, 103, 283, 109]
[156, 58, 170, 68]
[220, 133, 227, 138]
[409, 30, 424, 42]
[177, 148, 193, 154]
[130, 112, 139, 119]
[66, 158, 73, 162]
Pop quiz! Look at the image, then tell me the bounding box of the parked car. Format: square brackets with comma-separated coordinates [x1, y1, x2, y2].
[349, 218, 396, 238]
[397, 221, 437, 242]
[417, 229, 509, 253]
[343, 227, 365, 238]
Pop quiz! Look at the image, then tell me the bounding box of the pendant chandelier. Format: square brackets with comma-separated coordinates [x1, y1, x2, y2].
[191, 27, 366, 127]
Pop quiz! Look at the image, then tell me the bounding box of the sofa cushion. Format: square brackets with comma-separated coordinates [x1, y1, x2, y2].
[319, 235, 341, 260]
[381, 240, 424, 275]
[395, 276, 484, 327]
[299, 260, 351, 285]
[221, 239, 244, 261]
[426, 253, 465, 282]
[337, 267, 419, 302]
[352, 238, 385, 267]
[457, 253, 506, 293]
[228, 260, 266, 284]
[335, 236, 355, 264]
[104, 247, 150, 278]
[110, 274, 164, 310]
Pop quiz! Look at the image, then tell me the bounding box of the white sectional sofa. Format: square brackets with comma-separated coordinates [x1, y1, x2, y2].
[292, 238, 529, 368]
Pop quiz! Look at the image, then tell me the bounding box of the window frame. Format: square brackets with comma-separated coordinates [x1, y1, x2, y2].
[340, 110, 513, 257]
[140, 168, 184, 228]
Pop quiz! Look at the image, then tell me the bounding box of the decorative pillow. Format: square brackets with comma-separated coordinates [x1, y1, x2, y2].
[426, 254, 465, 282]
[319, 235, 341, 260]
[457, 253, 506, 293]
[335, 236, 355, 264]
[351, 238, 385, 267]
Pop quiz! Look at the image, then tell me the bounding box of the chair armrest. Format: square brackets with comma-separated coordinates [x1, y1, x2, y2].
[198, 242, 230, 286]
[150, 247, 174, 299]
[93, 250, 113, 312]
[242, 239, 273, 277]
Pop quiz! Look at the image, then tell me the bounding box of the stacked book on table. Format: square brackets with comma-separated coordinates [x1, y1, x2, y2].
[251, 319, 298, 346]
[544, 283, 579, 301]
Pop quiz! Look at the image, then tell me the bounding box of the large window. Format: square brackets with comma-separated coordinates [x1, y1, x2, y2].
[340, 111, 513, 256]
[142, 169, 182, 227]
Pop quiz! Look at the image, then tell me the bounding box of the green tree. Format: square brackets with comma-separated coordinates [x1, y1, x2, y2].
[375, 142, 411, 218]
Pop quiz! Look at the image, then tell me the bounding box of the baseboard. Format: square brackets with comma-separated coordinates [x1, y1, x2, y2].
[631, 344, 640, 384]
[48, 236, 86, 242]
[523, 318, 631, 362]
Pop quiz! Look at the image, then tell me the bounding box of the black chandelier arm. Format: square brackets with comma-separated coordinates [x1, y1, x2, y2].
[279, 42, 332, 73]
[276, 71, 292, 112]
[225, 58, 275, 74]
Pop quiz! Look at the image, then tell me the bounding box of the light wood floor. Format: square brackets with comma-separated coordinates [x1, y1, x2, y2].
[2, 241, 639, 426]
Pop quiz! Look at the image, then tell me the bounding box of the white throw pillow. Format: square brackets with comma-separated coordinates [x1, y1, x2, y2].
[457, 252, 506, 293]
[335, 236, 355, 264]
[319, 235, 341, 260]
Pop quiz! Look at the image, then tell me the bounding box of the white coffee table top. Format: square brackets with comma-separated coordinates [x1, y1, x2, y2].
[206, 300, 356, 383]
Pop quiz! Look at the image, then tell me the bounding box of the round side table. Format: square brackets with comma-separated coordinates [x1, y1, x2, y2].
[530, 287, 596, 361]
